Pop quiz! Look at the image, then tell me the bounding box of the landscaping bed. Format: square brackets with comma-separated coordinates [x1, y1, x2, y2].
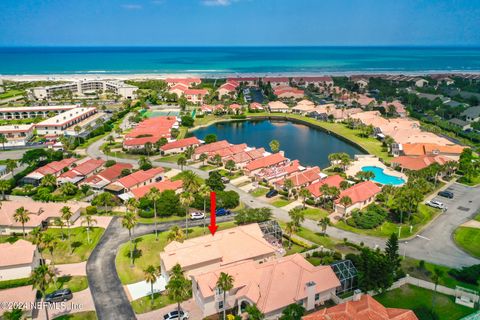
[131, 292, 176, 314]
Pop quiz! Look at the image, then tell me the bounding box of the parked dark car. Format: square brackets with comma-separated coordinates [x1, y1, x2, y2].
[45, 289, 73, 303]
[265, 189, 278, 198]
[438, 190, 454, 199]
[215, 208, 231, 216]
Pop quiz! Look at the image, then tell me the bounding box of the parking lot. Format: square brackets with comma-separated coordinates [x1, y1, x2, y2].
[428, 183, 472, 211]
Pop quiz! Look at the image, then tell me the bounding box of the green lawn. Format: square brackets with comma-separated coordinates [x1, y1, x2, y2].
[131, 292, 176, 314]
[137, 215, 183, 224]
[454, 226, 480, 258]
[247, 112, 391, 162]
[199, 164, 218, 171]
[475, 213, 480, 222]
[283, 240, 309, 256]
[171, 170, 204, 183]
[335, 204, 440, 239]
[0, 89, 24, 99]
[158, 153, 184, 163]
[401, 257, 480, 291]
[250, 187, 269, 197]
[0, 277, 32, 290]
[458, 175, 480, 187]
[53, 311, 97, 320]
[42, 227, 104, 264]
[46, 276, 88, 294]
[116, 221, 237, 284]
[217, 169, 243, 180]
[302, 207, 329, 221]
[271, 197, 293, 208]
[375, 285, 475, 320]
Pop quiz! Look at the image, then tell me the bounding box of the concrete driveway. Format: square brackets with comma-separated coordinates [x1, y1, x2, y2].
[35, 288, 95, 320]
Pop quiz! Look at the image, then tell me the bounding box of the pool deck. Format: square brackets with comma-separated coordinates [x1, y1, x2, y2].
[346, 155, 407, 184]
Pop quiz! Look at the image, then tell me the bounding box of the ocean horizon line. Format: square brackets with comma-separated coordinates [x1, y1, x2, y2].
[2, 45, 480, 49]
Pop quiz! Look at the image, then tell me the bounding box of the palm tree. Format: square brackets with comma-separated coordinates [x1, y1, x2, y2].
[60, 206, 73, 245]
[81, 211, 97, 244]
[41, 232, 57, 273]
[103, 145, 111, 160]
[180, 192, 194, 239]
[14, 207, 30, 238]
[166, 263, 190, 319]
[225, 160, 236, 176]
[0, 180, 11, 200]
[41, 174, 57, 189]
[31, 264, 55, 320]
[199, 153, 208, 166]
[74, 125, 82, 145]
[339, 196, 353, 216]
[5, 159, 17, 177]
[216, 272, 234, 320]
[288, 207, 305, 227]
[144, 265, 158, 305]
[181, 170, 200, 193]
[167, 225, 185, 243]
[177, 156, 187, 171]
[319, 217, 330, 235]
[285, 221, 297, 249]
[107, 135, 115, 145]
[299, 188, 311, 208]
[147, 187, 162, 240]
[54, 217, 66, 240]
[284, 179, 294, 199]
[0, 133, 7, 150]
[122, 211, 138, 267]
[198, 185, 210, 235]
[30, 227, 43, 259]
[138, 156, 152, 170]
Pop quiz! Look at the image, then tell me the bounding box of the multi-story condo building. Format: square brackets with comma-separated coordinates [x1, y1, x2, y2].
[31, 80, 137, 100]
[35, 107, 101, 136]
[0, 105, 77, 120]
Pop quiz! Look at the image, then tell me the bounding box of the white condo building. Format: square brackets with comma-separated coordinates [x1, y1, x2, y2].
[31, 80, 137, 100]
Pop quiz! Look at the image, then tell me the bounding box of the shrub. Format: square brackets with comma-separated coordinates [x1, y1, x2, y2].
[235, 207, 272, 224]
[139, 209, 154, 218]
[448, 264, 480, 285]
[105, 160, 117, 167]
[0, 277, 32, 290]
[347, 204, 388, 229]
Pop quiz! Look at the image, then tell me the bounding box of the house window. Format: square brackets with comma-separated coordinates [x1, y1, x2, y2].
[297, 300, 303, 306]
[218, 301, 224, 310]
[315, 293, 320, 301]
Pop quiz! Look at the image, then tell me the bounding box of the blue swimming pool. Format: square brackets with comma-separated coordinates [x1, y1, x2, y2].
[361, 166, 405, 186]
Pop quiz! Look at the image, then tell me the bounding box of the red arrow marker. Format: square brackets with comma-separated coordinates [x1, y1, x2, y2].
[208, 191, 218, 236]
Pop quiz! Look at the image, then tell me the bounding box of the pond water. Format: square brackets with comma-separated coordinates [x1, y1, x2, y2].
[192, 119, 365, 168]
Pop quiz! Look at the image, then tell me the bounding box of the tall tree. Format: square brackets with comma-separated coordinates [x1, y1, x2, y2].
[318, 217, 330, 235]
[122, 210, 138, 266]
[216, 272, 234, 320]
[385, 233, 401, 277]
[269, 139, 280, 153]
[181, 171, 200, 193]
[177, 156, 187, 171]
[167, 225, 185, 243]
[147, 187, 162, 240]
[280, 303, 305, 320]
[299, 188, 311, 208]
[180, 192, 194, 239]
[5, 159, 17, 177]
[0, 180, 11, 200]
[14, 207, 30, 238]
[31, 264, 55, 320]
[0, 133, 7, 150]
[166, 264, 190, 319]
[144, 265, 158, 305]
[81, 210, 97, 244]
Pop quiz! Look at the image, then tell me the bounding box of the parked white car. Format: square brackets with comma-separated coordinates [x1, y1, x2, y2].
[190, 212, 205, 220]
[426, 200, 446, 210]
[163, 310, 189, 320]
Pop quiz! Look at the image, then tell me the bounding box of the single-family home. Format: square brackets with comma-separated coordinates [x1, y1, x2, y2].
[267, 101, 290, 113]
[274, 87, 304, 99]
[160, 137, 202, 155]
[263, 77, 289, 87]
[193, 140, 231, 160]
[104, 167, 164, 194]
[334, 181, 382, 216]
[0, 200, 82, 235]
[184, 89, 209, 105]
[223, 148, 266, 168]
[80, 163, 133, 190]
[0, 124, 35, 147]
[414, 79, 429, 87]
[21, 158, 78, 186]
[244, 152, 289, 176]
[449, 118, 471, 131]
[274, 166, 323, 190]
[192, 254, 340, 319]
[254, 160, 301, 183]
[303, 293, 418, 320]
[120, 179, 183, 201]
[160, 224, 278, 279]
[0, 239, 39, 281]
[227, 77, 258, 86]
[460, 106, 480, 123]
[306, 175, 345, 201]
[391, 155, 451, 171]
[217, 82, 238, 99]
[165, 78, 201, 87]
[249, 102, 264, 111]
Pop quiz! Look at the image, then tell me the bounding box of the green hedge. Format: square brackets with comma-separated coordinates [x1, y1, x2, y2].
[0, 277, 32, 290]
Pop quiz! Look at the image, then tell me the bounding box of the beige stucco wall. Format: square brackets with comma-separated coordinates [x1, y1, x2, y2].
[0, 264, 32, 281]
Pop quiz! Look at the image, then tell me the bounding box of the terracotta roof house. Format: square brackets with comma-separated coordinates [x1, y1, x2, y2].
[184, 89, 209, 104]
[192, 254, 340, 319]
[303, 293, 418, 320]
[227, 77, 258, 86]
[254, 160, 302, 182]
[106, 167, 164, 193]
[0, 239, 39, 281]
[0, 285, 37, 317]
[334, 181, 382, 216]
[217, 82, 239, 99]
[244, 152, 288, 175]
[165, 78, 201, 87]
[274, 166, 323, 189]
[123, 116, 178, 150]
[396, 143, 466, 160]
[57, 158, 105, 184]
[211, 143, 248, 159]
[267, 101, 290, 113]
[380, 100, 407, 117]
[263, 77, 290, 87]
[391, 155, 451, 171]
[224, 148, 267, 168]
[122, 179, 183, 200]
[22, 158, 78, 185]
[193, 140, 231, 159]
[274, 87, 305, 99]
[200, 104, 213, 114]
[249, 102, 264, 111]
[0, 200, 82, 235]
[80, 163, 133, 190]
[160, 224, 277, 279]
[292, 76, 333, 87]
[160, 137, 202, 155]
[307, 175, 345, 199]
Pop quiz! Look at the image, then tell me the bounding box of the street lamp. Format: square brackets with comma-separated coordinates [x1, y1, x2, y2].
[403, 242, 408, 259]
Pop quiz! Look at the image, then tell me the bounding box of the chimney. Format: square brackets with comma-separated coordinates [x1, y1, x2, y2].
[353, 289, 362, 301]
[305, 281, 316, 311]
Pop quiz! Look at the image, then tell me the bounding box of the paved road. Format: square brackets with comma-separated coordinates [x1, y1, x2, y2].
[0, 148, 25, 160]
[87, 215, 234, 320]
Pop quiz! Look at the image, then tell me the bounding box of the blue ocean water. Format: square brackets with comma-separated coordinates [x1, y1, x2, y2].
[1, 46, 480, 75]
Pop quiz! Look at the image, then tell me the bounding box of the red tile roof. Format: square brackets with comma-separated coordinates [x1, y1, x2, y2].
[124, 116, 177, 146]
[276, 166, 322, 187]
[116, 167, 164, 189]
[307, 175, 345, 198]
[131, 179, 183, 199]
[184, 89, 208, 96]
[335, 181, 381, 205]
[98, 163, 133, 181]
[34, 158, 77, 176]
[219, 83, 237, 92]
[392, 156, 451, 171]
[245, 153, 287, 172]
[160, 137, 201, 151]
[303, 294, 418, 320]
[249, 102, 264, 109]
[60, 158, 104, 178]
[212, 144, 247, 158]
[263, 77, 289, 83]
[166, 78, 201, 86]
[194, 140, 230, 155]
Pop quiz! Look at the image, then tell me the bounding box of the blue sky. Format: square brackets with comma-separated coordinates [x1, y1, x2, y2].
[1, 0, 479, 46]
